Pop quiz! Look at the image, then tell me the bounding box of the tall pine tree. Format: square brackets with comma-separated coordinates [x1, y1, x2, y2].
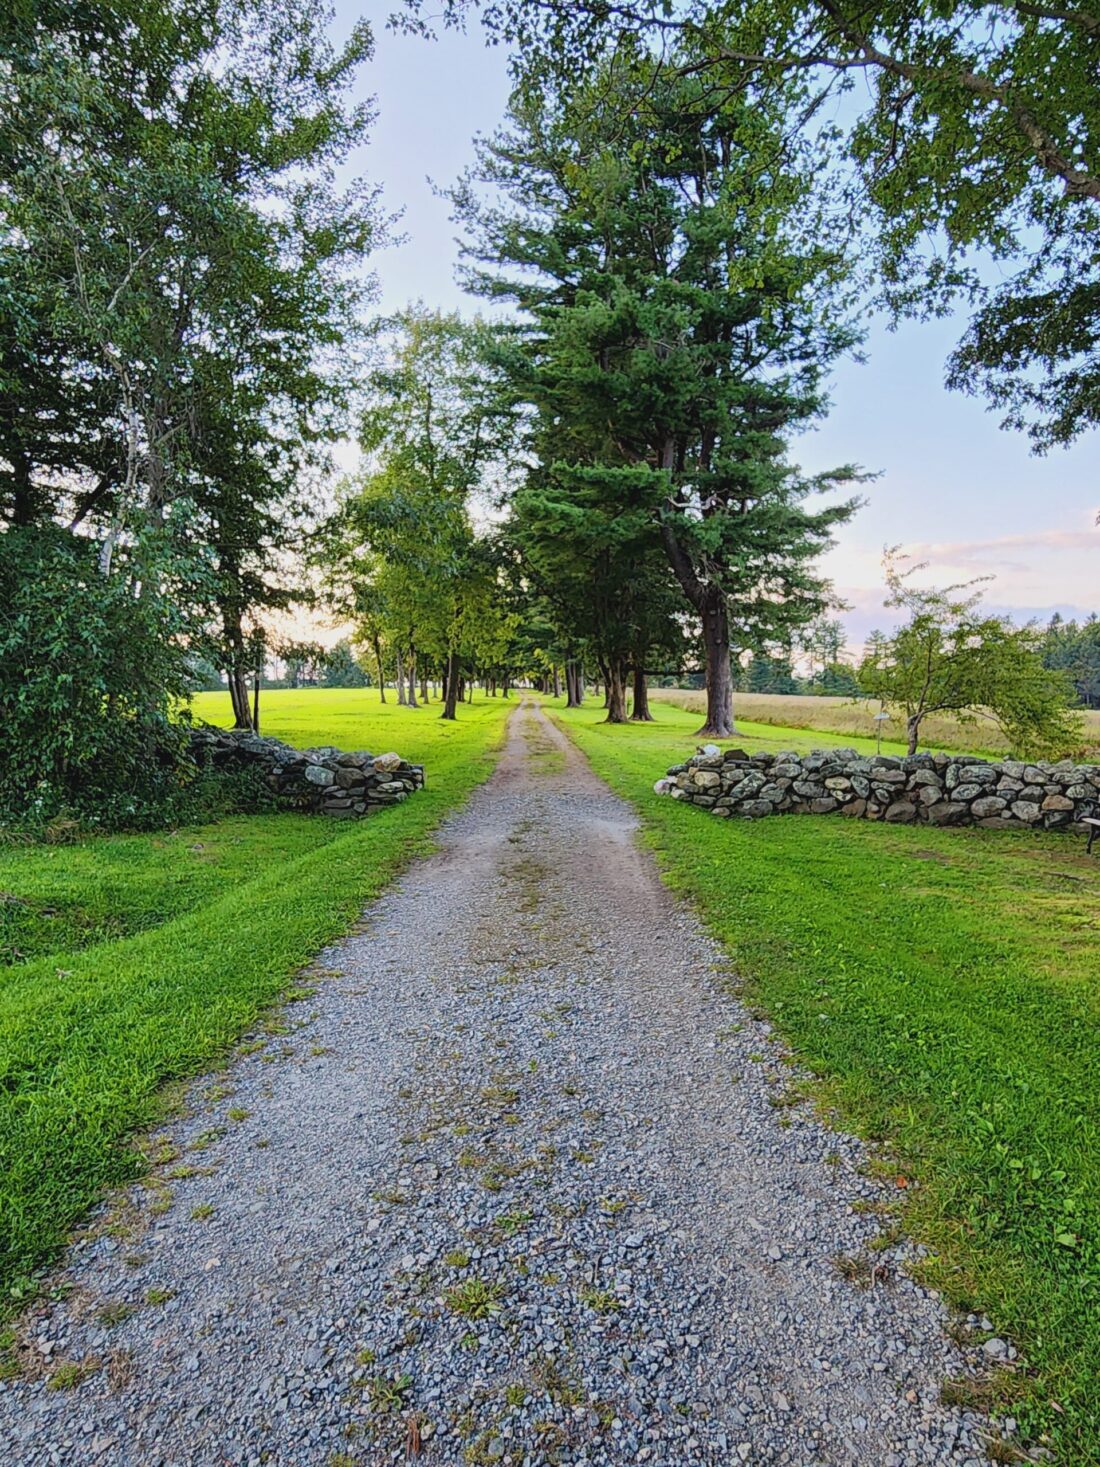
[455, 50, 864, 734]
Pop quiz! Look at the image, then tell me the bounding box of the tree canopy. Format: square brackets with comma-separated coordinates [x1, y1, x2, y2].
[412, 0, 1100, 449]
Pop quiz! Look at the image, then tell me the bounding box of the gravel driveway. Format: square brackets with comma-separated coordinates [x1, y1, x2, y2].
[0, 702, 991, 1466]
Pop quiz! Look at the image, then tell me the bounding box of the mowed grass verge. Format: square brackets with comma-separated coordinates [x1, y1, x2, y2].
[551, 697, 1100, 1463]
[0, 690, 509, 1303]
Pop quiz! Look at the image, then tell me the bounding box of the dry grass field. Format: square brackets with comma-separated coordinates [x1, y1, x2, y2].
[650, 687, 1100, 759]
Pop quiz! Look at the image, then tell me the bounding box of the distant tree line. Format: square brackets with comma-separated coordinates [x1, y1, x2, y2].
[1040, 616, 1100, 710]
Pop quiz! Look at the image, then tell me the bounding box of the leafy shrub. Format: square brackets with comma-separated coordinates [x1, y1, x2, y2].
[0, 526, 205, 832]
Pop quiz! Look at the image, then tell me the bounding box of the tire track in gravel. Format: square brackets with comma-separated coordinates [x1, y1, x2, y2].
[0, 701, 992, 1467]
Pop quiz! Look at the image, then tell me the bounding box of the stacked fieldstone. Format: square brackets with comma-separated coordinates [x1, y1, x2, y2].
[190, 728, 424, 818]
[656, 746, 1099, 832]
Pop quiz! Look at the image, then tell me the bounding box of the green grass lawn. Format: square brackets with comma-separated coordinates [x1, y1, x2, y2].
[551, 696, 1100, 1464]
[0, 690, 510, 1308]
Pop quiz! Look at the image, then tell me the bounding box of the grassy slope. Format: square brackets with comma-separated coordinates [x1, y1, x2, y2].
[0, 818, 343, 967]
[552, 696, 1100, 1463]
[0, 690, 509, 1298]
[651, 686, 1100, 761]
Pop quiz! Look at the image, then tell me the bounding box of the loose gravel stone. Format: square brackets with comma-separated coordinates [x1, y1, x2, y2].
[0, 704, 991, 1466]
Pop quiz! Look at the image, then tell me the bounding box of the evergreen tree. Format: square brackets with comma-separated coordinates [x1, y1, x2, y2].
[454, 51, 862, 735]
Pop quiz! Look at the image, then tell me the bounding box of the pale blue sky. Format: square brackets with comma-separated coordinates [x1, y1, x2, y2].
[334, 3, 1099, 644]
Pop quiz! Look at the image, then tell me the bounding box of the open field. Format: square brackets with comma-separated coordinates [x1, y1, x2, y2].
[0, 690, 509, 1306]
[651, 686, 1100, 760]
[552, 695, 1100, 1462]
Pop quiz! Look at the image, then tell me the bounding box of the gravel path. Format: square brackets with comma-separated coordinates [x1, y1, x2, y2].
[0, 702, 992, 1467]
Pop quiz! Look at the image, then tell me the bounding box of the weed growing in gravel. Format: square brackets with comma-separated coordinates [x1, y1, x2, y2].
[372, 1188, 410, 1206]
[97, 1302, 134, 1328]
[494, 1211, 532, 1238]
[47, 1358, 98, 1391]
[106, 1348, 133, 1390]
[445, 1279, 503, 1320]
[0, 1331, 21, 1382]
[444, 1251, 471, 1269]
[190, 1128, 224, 1151]
[578, 1286, 620, 1314]
[226, 1107, 250, 1122]
[530, 1355, 585, 1407]
[144, 1287, 174, 1305]
[189, 1204, 214, 1221]
[366, 1372, 411, 1414]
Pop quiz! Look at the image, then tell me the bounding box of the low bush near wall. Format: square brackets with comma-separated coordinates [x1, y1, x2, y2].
[658, 745, 1099, 831]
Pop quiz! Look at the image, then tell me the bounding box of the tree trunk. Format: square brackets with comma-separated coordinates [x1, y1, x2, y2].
[697, 596, 735, 737]
[630, 662, 653, 721]
[395, 650, 407, 706]
[597, 657, 611, 708]
[605, 659, 629, 723]
[657, 512, 734, 738]
[373, 635, 386, 703]
[420, 673, 429, 703]
[907, 714, 921, 756]
[252, 669, 261, 734]
[442, 651, 460, 720]
[407, 652, 418, 708]
[552, 665, 561, 697]
[228, 667, 253, 730]
[565, 659, 580, 708]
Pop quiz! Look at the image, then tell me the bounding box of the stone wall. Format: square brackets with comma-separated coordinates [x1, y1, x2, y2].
[656, 746, 1100, 832]
[190, 728, 424, 818]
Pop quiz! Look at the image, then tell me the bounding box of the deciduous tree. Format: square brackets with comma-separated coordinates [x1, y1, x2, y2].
[859, 554, 1081, 755]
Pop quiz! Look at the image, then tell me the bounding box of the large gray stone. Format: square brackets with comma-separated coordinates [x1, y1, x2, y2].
[1011, 800, 1044, 823]
[953, 783, 985, 802]
[925, 800, 969, 825]
[884, 799, 917, 823]
[971, 796, 1007, 818]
